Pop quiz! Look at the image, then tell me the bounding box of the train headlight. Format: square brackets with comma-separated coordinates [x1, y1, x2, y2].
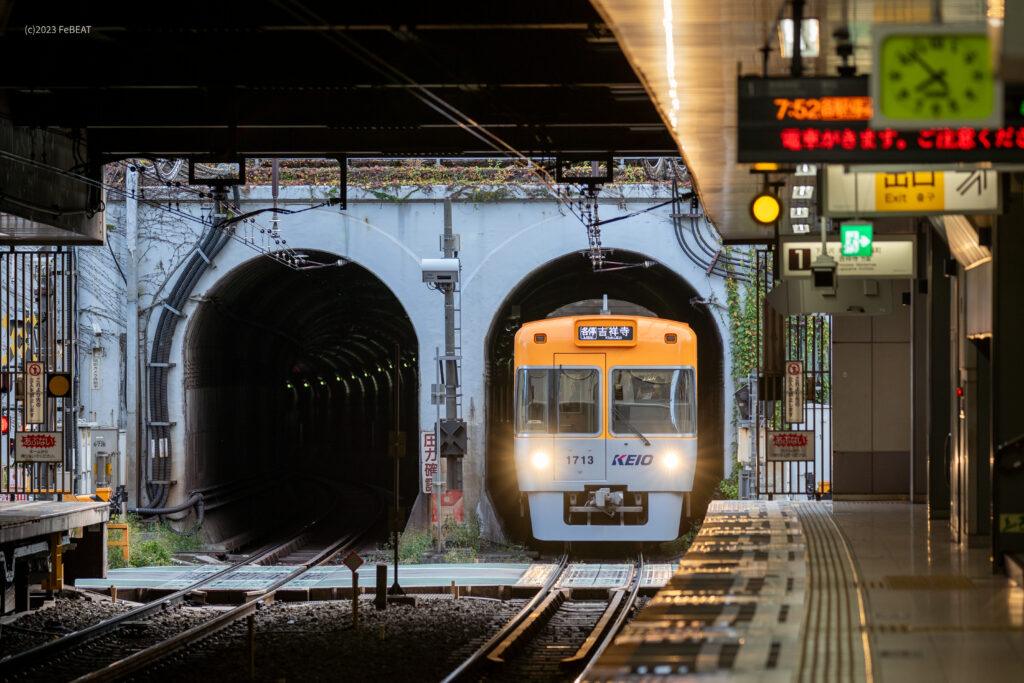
[531, 451, 550, 469]
[662, 452, 680, 469]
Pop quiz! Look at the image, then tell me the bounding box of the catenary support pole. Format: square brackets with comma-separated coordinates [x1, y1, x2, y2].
[125, 165, 138, 513]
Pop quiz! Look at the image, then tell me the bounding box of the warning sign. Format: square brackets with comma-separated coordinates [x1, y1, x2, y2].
[26, 362, 44, 424]
[785, 361, 803, 424]
[15, 431, 63, 463]
[766, 430, 814, 462]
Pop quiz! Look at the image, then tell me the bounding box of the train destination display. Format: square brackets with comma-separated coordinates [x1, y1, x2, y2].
[738, 76, 1024, 163]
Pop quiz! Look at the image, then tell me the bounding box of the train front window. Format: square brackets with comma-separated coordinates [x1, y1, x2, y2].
[515, 367, 601, 435]
[515, 369, 551, 433]
[611, 368, 696, 436]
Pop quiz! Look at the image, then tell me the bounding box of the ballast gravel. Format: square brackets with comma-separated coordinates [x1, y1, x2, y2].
[2, 593, 525, 682]
[0, 592, 135, 659]
[148, 597, 525, 681]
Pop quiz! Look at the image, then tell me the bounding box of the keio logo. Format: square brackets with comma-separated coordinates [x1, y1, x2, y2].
[612, 454, 654, 466]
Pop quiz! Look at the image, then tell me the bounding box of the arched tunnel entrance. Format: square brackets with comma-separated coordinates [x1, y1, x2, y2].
[184, 253, 418, 546]
[485, 251, 725, 544]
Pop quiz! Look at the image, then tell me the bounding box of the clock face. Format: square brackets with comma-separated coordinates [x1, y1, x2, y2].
[878, 33, 994, 121]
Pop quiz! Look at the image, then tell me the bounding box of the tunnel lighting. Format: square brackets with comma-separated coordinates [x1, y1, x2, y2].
[750, 193, 781, 225]
[335, 375, 341, 381]
[531, 451, 550, 469]
[286, 382, 293, 389]
[663, 452, 680, 469]
[319, 380, 325, 386]
[302, 381, 310, 388]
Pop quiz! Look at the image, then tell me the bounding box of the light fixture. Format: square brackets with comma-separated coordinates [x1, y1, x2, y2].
[531, 451, 550, 469]
[778, 18, 820, 58]
[663, 452, 680, 469]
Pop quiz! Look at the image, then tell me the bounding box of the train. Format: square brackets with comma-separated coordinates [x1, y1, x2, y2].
[512, 314, 697, 541]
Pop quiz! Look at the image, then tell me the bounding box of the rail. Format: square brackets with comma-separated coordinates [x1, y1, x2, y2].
[72, 528, 366, 682]
[0, 522, 317, 676]
[573, 554, 645, 682]
[440, 553, 570, 683]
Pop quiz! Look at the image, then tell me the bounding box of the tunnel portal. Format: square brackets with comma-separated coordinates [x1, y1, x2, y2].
[184, 253, 418, 544]
[485, 251, 725, 543]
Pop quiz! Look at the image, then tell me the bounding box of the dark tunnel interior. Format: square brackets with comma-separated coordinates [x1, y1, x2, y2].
[184, 253, 418, 546]
[485, 251, 725, 544]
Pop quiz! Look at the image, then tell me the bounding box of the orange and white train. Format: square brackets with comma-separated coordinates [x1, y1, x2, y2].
[513, 315, 697, 541]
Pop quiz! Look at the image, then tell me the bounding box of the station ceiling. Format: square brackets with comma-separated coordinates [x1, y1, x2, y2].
[0, 2, 675, 158]
[0, 1, 996, 243]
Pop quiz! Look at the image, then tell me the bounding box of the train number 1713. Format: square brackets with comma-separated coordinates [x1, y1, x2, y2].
[566, 455, 595, 465]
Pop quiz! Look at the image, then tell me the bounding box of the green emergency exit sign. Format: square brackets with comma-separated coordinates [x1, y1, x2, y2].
[841, 222, 873, 257]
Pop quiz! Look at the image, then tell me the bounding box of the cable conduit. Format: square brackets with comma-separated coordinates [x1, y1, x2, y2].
[143, 186, 239, 516]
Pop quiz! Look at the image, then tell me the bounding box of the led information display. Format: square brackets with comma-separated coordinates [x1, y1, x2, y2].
[738, 76, 1024, 163]
[577, 324, 634, 342]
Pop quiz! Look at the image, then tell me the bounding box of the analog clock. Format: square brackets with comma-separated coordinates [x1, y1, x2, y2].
[871, 25, 1002, 129]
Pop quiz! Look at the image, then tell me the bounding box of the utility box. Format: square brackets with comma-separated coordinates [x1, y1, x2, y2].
[91, 428, 118, 488]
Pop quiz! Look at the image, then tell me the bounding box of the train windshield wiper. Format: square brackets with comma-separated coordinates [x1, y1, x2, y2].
[613, 406, 651, 446]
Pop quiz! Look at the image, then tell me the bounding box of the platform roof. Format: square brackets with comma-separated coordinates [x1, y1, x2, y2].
[0, 1, 995, 243]
[0, 2, 675, 158]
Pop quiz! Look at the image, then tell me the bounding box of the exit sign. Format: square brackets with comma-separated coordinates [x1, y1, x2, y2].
[841, 223, 873, 257]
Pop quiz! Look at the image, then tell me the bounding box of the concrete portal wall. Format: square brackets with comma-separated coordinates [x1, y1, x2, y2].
[83, 185, 736, 539]
[832, 280, 912, 497]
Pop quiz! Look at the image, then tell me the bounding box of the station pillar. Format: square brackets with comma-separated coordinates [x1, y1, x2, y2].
[991, 174, 1024, 570]
[925, 229, 951, 520]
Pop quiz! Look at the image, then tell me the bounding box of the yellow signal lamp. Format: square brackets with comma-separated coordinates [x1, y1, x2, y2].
[750, 192, 781, 225]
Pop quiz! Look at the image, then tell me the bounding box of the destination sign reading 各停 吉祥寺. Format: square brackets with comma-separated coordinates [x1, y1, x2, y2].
[577, 325, 634, 342]
[737, 76, 1024, 164]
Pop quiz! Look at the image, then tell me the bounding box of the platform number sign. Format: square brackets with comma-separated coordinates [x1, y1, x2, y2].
[841, 223, 873, 257]
[789, 248, 812, 272]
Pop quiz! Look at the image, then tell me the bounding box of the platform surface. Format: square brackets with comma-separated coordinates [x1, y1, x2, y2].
[0, 500, 109, 543]
[586, 500, 1024, 682]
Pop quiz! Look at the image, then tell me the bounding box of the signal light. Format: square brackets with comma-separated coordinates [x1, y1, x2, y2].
[47, 372, 71, 398]
[750, 192, 781, 225]
[1, 415, 8, 434]
[956, 387, 963, 397]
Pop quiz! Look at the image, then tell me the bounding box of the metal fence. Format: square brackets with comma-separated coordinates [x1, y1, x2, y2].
[0, 248, 76, 499]
[754, 247, 833, 499]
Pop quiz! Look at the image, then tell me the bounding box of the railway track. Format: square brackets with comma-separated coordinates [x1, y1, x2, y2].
[1, 489, 383, 682]
[442, 555, 645, 683]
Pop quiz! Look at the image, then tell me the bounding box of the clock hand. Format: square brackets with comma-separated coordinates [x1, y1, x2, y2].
[914, 69, 949, 96]
[907, 51, 945, 82]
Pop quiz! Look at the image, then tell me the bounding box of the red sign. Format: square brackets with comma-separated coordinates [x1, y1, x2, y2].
[431, 489, 464, 524]
[766, 430, 814, 462]
[342, 551, 363, 571]
[15, 430, 63, 463]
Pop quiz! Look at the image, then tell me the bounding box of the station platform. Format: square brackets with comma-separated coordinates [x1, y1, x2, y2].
[1, 500, 110, 613]
[586, 500, 1024, 682]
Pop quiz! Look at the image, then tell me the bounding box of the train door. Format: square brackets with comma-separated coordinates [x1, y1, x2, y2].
[552, 353, 606, 482]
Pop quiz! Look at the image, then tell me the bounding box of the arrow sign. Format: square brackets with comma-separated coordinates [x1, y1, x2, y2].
[840, 222, 874, 257]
